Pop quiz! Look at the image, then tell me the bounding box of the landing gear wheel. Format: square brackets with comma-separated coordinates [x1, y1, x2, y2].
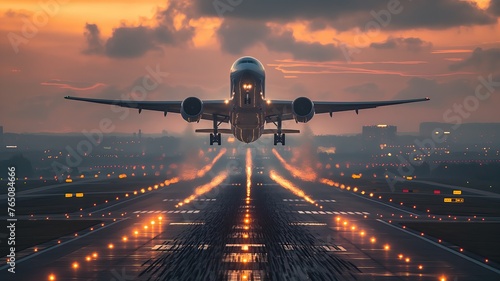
[272, 117, 286, 146]
[209, 133, 222, 145]
[209, 115, 222, 145]
[273, 133, 285, 145]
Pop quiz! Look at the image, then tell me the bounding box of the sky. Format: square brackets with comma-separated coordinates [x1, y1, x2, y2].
[1, 0, 500, 135]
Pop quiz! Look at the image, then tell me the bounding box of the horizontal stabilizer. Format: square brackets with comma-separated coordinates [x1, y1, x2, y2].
[195, 129, 232, 134]
[263, 129, 300, 134]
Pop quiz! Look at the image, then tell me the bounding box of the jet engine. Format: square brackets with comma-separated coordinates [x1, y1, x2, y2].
[292, 97, 315, 123]
[181, 97, 203, 122]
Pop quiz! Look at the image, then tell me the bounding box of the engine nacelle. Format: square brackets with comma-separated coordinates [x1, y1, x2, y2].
[292, 97, 315, 123]
[181, 97, 203, 123]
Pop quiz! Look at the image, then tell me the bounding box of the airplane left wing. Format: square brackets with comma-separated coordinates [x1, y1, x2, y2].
[64, 96, 230, 122]
[265, 97, 429, 122]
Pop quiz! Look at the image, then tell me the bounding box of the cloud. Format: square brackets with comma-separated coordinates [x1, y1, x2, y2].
[192, 0, 496, 30]
[449, 47, 500, 72]
[394, 77, 477, 107]
[83, 2, 194, 58]
[153, 1, 195, 44]
[105, 26, 157, 58]
[4, 9, 32, 18]
[41, 79, 106, 91]
[384, 0, 496, 30]
[370, 37, 432, 52]
[489, 0, 500, 16]
[216, 19, 343, 61]
[265, 31, 343, 61]
[344, 82, 384, 96]
[82, 23, 104, 55]
[217, 19, 270, 54]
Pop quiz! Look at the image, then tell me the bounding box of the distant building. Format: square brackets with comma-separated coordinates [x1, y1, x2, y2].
[362, 124, 397, 144]
[420, 122, 500, 144]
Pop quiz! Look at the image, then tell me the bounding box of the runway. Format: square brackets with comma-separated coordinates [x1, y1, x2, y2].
[2, 148, 499, 280]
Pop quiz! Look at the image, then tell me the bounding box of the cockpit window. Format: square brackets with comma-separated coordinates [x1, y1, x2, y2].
[230, 56, 265, 73]
[237, 59, 257, 65]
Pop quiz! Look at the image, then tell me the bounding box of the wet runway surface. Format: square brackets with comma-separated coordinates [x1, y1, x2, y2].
[2, 148, 500, 280]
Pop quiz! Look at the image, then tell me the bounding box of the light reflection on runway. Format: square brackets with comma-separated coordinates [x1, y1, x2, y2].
[269, 169, 320, 207]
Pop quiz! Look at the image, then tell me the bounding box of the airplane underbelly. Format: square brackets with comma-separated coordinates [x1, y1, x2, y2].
[234, 127, 261, 143]
[231, 112, 264, 143]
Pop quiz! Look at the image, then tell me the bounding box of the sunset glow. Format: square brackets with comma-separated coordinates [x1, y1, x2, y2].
[1, 0, 499, 134]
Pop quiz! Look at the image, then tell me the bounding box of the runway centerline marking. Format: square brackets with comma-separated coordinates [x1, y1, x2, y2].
[377, 219, 500, 275]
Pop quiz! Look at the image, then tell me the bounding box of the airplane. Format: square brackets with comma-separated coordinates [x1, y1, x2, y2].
[65, 56, 429, 145]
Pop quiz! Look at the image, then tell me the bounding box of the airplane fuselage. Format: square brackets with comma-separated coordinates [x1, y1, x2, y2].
[64, 56, 429, 146]
[229, 57, 267, 143]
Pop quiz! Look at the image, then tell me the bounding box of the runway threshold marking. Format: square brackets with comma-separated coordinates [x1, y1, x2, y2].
[281, 245, 347, 252]
[283, 199, 336, 202]
[289, 222, 327, 226]
[169, 222, 205, 225]
[376, 219, 500, 275]
[296, 211, 368, 215]
[152, 244, 209, 250]
[163, 198, 217, 202]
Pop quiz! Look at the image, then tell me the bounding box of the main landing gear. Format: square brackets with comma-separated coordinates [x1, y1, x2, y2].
[210, 116, 222, 145]
[273, 118, 285, 146]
